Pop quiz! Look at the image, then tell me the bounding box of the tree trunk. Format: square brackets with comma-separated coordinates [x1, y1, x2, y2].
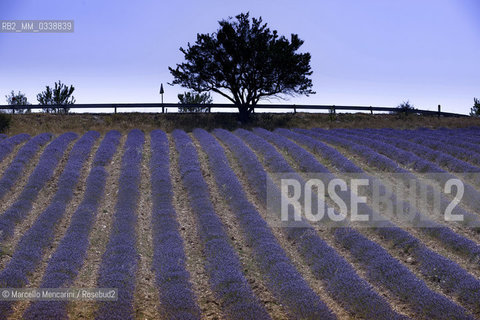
[238, 105, 251, 123]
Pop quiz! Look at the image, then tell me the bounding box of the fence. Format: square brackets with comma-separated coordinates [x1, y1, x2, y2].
[0, 103, 468, 117]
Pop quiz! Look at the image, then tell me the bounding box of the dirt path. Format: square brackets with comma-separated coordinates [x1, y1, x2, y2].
[133, 135, 160, 319]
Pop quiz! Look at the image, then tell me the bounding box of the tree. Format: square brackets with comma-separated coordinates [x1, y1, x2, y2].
[5, 90, 30, 114]
[37, 80, 75, 114]
[177, 91, 212, 113]
[470, 98, 480, 116]
[392, 100, 417, 115]
[169, 12, 315, 121]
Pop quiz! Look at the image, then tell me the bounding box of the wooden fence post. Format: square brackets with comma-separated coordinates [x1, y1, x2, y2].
[370, 106, 373, 115]
[438, 105, 441, 118]
[294, 105, 297, 114]
[114, 106, 117, 114]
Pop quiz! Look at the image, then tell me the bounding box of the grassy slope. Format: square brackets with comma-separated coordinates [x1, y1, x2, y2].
[4, 112, 480, 135]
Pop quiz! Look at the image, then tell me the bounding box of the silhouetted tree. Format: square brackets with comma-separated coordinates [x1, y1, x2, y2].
[5, 90, 30, 114]
[178, 91, 212, 113]
[470, 98, 480, 117]
[169, 12, 315, 121]
[391, 100, 417, 115]
[37, 81, 75, 114]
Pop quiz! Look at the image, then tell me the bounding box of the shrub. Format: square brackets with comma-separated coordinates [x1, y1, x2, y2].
[396, 100, 415, 113]
[0, 114, 11, 133]
[5, 90, 30, 114]
[37, 80, 75, 114]
[470, 98, 480, 116]
[177, 91, 212, 113]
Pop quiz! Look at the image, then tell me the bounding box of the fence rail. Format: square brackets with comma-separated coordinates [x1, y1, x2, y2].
[0, 103, 468, 117]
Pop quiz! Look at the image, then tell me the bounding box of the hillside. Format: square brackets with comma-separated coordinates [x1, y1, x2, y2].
[0, 127, 479, 319]
[3, 112, 480, 135]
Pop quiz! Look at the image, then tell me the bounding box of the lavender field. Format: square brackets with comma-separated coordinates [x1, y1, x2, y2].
[0, 127, 479, 319]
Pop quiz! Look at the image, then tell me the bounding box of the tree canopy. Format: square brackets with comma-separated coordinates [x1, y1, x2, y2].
[5, 90, 30, 114]
[37, 80, 75, 114]
[169, 12, 314, 119]
[470, 97, 480, 117]
[178, 91, 212, 113]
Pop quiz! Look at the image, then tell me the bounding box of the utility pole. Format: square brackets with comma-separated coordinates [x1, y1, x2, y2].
[160, 83, 165, 113]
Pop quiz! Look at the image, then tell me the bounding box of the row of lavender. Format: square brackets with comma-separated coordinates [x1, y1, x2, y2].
[195, 129, 344, 319]
[95, 130, 144, 320]
[173, 130, 272, 319]
[24, 131, 121, 319]
[175, 128, 402, 319]
[0, 127, 478, 319]
[228, 129, 475, 319]
[0, 134, 30, 163]
[0, 131, 96, 317]
[294, 129, 480, 260]
[274, 129, 480, 316]
[319, 128, 480, 210]
[150, 130, 200, 319]
[0, 133, 52, 201]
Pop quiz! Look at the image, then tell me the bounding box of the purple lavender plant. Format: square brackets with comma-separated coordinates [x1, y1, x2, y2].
[0, 132, 77, 242]
[23, 130, 121, 319]
[0, 133, 30, 163]
[316, 128, 480, 214]
[0, 133, 52, 200]
[96, 129, 144, 320]
[194, 129, 342, 319]
[227, 128, 474, 319]
[369, 128, 480, 167]
[149, 129, 201, 319]
[0, 131, 98, 318]
[173, 130, 271, 320]
[287, 128, 480, 315]
[286, 128, 480, 255]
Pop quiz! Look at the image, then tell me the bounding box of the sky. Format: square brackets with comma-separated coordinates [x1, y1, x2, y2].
[0, 0, 479, 114]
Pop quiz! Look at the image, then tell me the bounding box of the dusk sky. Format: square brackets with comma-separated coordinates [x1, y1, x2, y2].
[0, 0, 479, 114]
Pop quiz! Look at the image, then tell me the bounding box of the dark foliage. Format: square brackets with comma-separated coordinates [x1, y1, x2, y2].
[470, 97, 480, 116]
[37, 80, 76, 114]
[5, 90, 30, 114]
[169, 13, 314, 120]
[177, 91, 212, 113]
[0, 113, 11, 133]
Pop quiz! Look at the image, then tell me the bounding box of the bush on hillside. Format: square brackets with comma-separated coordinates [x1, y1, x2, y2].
[0, 113, 11, 133]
